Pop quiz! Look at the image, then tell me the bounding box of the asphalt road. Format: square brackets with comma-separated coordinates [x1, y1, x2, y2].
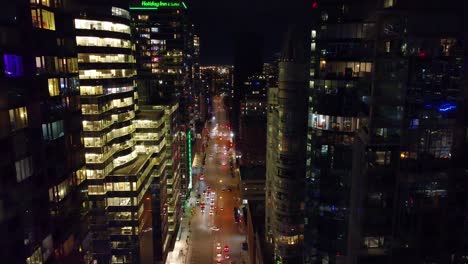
[188, 95, 245, 264]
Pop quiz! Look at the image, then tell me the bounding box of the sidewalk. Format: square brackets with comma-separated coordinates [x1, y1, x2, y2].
[166, 193, 197, 264]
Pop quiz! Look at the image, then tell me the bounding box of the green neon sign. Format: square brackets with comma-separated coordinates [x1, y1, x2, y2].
[129, 1, 188, 10]
[187, 129, 192, 189]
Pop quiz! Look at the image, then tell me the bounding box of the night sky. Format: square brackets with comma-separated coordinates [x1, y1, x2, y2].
[187, 0, 313, 65]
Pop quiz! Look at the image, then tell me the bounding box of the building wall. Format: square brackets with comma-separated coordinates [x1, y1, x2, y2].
[0, 1, 86, 263]
[306, 1, 467, 263]
[265, 28, 309, 263]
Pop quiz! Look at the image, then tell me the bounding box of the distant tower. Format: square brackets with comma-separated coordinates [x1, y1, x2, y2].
[265, 27, 309, 263]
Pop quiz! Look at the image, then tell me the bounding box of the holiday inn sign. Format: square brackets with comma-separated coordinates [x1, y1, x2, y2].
[130, 1, 187, 10]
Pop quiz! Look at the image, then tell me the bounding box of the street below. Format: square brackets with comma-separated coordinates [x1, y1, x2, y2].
[187, 95, 246, 264]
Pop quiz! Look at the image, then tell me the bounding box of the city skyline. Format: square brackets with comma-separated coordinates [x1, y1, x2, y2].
[0, 0, 467, 264]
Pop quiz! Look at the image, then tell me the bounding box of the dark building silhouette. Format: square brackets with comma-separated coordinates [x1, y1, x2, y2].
[239, 74, 267, 166]
[230, 32, 264, 146]
[0, 0, 86, 263]
[305, 0, 467, 263]
[265, 27, 309, 263]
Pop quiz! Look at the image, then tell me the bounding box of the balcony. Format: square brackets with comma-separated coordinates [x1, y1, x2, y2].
[133, 132, 163, 141]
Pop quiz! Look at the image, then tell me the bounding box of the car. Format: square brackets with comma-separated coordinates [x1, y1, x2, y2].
[209, 210, 214, 215]
[224, 245, 230, 252]
[216, 242, 221, 250]
[142, 227, 152, 233]
[196, 200, 200, 205]
[220, 207, 224, 211]
[216, 251, 222, 260]
[210, 226, 220, 231]
[225, 254, 230, 259]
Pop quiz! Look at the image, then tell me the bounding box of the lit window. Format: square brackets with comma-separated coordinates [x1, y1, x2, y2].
[15, 156, 34, 182]
[49, 178, 70, 202]
[88, 185, 106, 195]
[26, 247, 42, 264]
[383, 0, 394, 8]
[76, 167, 86, 185]
[311, 42, 316, 52]
[364, 236, 384, 248]
[31, 9, 56, 30]
[30, 0, 51, 6]
[76, 36, 132, 48]
[9, 107, 28, 131]
[42, 120, 64, 140]
[385, 41, 391, 53]
[3, 54, 23, 77]
[48, 78, 59, 96]
[111, 6, 130, 19]
[74, 19, 130, 34]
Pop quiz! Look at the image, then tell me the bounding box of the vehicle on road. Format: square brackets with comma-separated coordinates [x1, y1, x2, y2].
[210, 226, 220, 231]
[234, 207, 240, 223]
[216, 242, 221, 250]
[209, 210, 214, 215]
[224, 245, 230, 252]
[142, 227, 152, 233]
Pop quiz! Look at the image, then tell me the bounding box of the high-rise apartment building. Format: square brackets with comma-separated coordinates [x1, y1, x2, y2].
[73, 1, 143, 262]
[305, 1, 466, 263]
[130, 0, 193, 200]
[133, 104, 181, 263]
[265, 28, 309, 264]
[0, 1, 86, 263]
[130, 0, 190, 105]
[192, 34, 202, 125]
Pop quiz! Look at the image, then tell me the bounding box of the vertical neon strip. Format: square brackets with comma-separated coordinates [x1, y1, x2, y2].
[187, 130, 192, 189]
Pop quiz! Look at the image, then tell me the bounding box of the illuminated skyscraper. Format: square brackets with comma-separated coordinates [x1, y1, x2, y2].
[74, 1, 142, 262]
[130, 0, 192, 202]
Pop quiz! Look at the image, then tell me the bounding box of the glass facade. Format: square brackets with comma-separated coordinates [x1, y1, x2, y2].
[305, 1, 466, 264]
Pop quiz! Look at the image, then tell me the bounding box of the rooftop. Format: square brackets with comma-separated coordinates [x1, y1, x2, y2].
[137, 108, 165, 120]
[240, 165, 266, 181]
